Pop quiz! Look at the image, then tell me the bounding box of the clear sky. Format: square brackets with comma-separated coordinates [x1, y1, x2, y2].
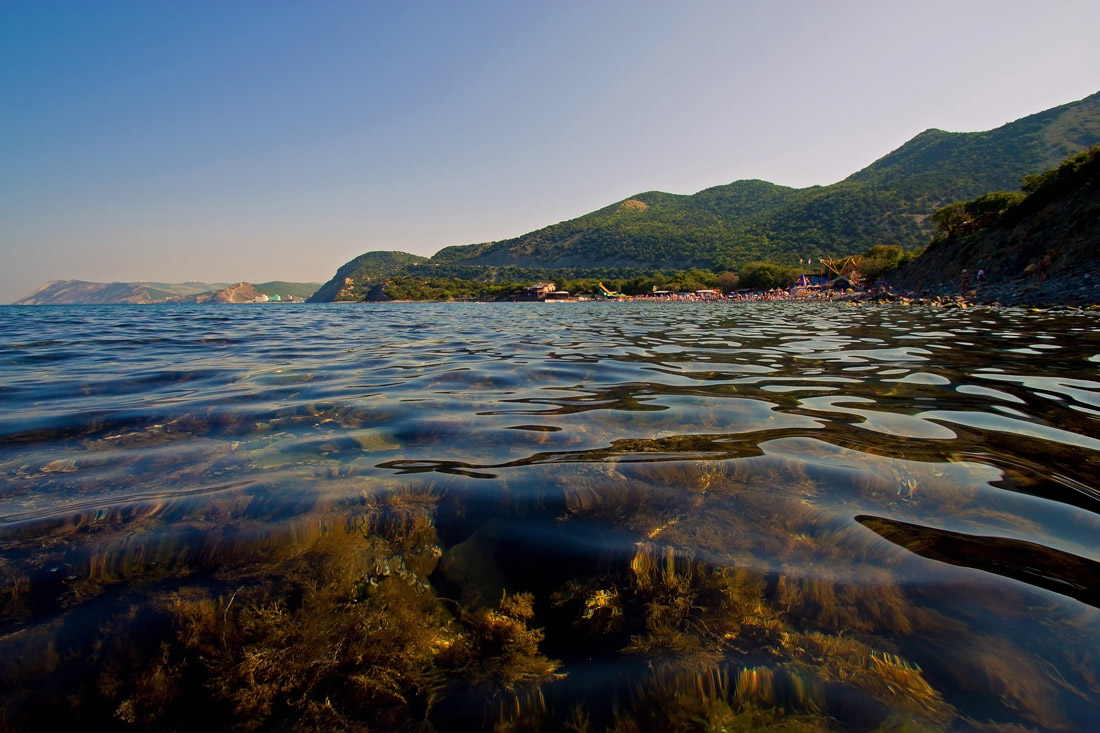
[3, 0, 1099, 302]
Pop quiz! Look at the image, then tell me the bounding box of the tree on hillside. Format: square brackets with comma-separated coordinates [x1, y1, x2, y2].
[931, 191, 1024, 240]
[860, 245, 907, 281]
[716, 271, 740, 292]
[739, 262, 795, 290]
[1021, 144, 1100, 194]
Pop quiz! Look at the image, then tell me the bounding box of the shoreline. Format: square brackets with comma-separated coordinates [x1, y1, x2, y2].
[10, 274, 1099, 310]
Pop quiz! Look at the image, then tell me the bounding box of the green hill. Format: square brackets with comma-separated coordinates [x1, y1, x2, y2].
[307, 251, 431, 302]
[434, 92, 1100, 271]
[848, 94, 1100, 202]
[431, 180, 795, 271]
[313, 91, 1100, 301]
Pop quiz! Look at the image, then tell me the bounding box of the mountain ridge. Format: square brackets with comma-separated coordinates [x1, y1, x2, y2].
[311, 90, 1100, 300]
[433, 91, 1100, 269]
[13, 280, 321, 305]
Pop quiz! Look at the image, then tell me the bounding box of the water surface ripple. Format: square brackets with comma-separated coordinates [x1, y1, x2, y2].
[2, 303, 1099, 729]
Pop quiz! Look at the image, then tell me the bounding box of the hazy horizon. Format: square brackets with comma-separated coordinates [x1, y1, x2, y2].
[4, 0, 1099, 303]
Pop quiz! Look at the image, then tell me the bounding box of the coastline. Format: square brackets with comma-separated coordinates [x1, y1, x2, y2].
[874, 270, 1100, 309]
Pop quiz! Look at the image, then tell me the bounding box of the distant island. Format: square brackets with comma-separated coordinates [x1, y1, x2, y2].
[13, 280, 320, 305]
[308, 91, 1100, 304]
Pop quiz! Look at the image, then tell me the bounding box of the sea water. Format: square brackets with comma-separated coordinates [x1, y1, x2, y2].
[1, 302, 1099, 729]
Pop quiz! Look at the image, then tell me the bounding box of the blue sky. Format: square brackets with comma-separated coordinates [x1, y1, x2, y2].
[3, 0, 1099, 302]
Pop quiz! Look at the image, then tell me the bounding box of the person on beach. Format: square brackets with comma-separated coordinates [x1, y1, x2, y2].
[976, 268, 985, 290]
[960, 269, 970, 292]
[1037, 253, 1052, 283]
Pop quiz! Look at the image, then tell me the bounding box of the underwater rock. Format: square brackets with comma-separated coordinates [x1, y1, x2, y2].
[437, 520, 510, 607]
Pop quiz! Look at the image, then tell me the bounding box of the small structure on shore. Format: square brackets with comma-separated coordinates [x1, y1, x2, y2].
[512, 282, 560, 301]
[597, 282, 628, 299]
[820, 256, 863, 288]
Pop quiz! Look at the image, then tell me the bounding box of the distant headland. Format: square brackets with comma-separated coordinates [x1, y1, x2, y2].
[13, 280, 320, 305]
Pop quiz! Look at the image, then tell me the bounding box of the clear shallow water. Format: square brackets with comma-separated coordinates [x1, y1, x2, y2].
[1, 302, 1099, 730]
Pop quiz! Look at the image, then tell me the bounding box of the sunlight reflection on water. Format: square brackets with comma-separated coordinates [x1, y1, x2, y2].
[1, 302, 1099, 729]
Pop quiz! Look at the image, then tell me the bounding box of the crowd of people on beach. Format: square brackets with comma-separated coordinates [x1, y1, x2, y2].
[621, 286, 864, 303]
[580, 249, 1069, 306]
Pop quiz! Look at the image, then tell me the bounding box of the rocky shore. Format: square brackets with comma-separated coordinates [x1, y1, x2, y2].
[858, 269, 1100, 309]
[964, 271, 1100, 308]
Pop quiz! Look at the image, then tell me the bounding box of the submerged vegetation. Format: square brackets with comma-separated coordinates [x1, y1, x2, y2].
[0, 484, 560, 730]
[4, 450, 1097, 730]
[3, 302, 1100, 729]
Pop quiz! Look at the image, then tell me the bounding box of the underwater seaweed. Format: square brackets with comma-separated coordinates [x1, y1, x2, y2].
[442, 591, 563, 694]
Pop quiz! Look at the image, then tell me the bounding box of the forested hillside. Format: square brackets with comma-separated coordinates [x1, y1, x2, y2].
[896, 145, 1100, 300]
[306, 251, 430, 302]
[312, 91, 1100, 301]
[431, 91, 1099, 271]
